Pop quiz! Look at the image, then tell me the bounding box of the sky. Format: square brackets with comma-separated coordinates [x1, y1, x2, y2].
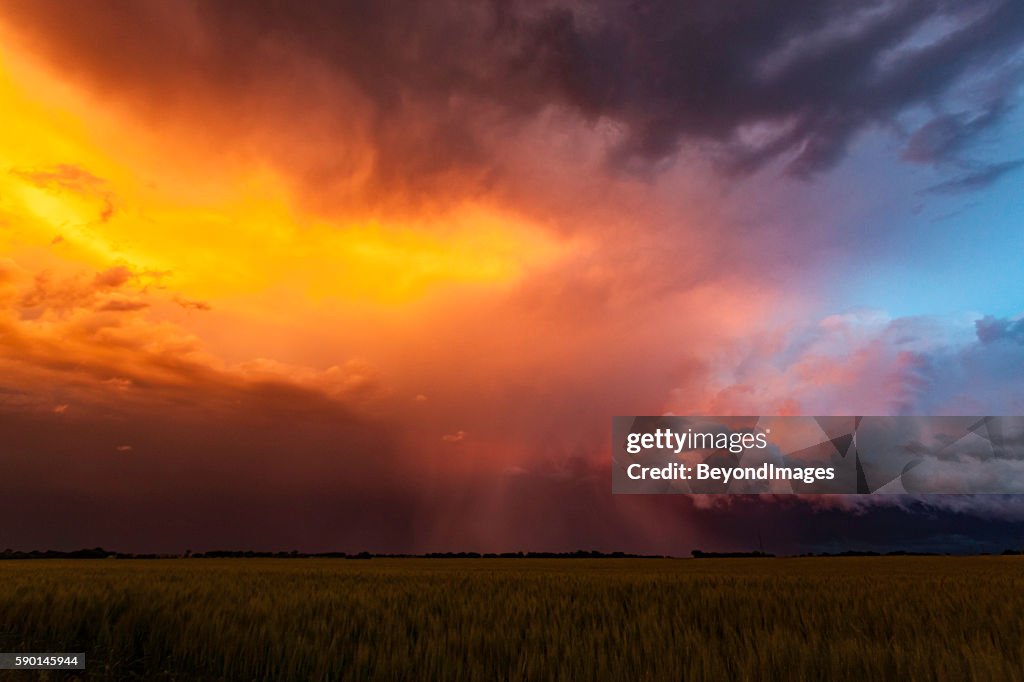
[1, 0, 1023, 555]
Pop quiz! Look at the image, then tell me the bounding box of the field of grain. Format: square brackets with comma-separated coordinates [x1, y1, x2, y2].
[0, 557, 1022, 681]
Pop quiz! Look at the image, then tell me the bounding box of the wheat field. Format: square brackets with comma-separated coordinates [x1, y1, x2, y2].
[0, 557, 1022, 681]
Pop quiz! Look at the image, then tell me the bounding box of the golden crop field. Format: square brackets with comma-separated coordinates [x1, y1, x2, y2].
[0, 557, 1022, 681]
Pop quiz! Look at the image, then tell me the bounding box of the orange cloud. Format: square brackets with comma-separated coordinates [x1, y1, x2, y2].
[0, 4, 807, 553]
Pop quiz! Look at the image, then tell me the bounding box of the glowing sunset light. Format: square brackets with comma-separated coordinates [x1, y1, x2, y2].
[0, 1, 1022, 554]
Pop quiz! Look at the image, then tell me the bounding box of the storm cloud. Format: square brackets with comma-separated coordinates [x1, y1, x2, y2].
[1, 2, 1023, 555]
[3, 0, 1023, 209]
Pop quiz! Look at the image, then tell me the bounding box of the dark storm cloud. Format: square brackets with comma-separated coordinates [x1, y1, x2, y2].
[709, 496, 1024, 555]
[3, 0, 1023, 202]
[924, 158, 1024, 193]
[976, 315, 1024, 344]
[901, 90, 1014, 165]
[689, 493, 1024, 555]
